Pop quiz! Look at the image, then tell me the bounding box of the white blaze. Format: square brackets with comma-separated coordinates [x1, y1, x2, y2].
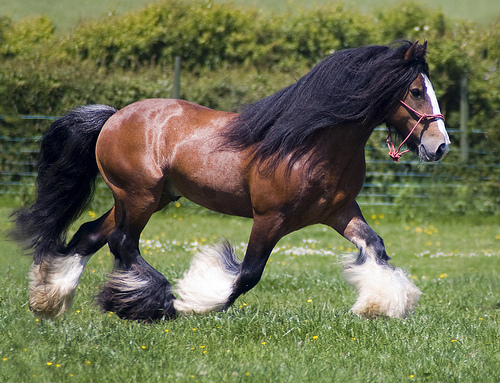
[423, 74, 450, 145]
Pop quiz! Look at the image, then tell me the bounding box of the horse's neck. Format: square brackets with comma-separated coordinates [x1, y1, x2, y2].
[320, 122, 374, 161]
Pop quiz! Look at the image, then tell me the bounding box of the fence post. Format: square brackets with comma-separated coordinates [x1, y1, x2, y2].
[172, 56, 181, 99]
[459, 73, 469, 163]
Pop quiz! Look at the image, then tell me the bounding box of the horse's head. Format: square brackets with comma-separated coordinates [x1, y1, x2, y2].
[386, 72, 450, 162]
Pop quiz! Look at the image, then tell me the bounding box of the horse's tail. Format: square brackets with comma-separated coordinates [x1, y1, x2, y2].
[10, 105, 118, 263]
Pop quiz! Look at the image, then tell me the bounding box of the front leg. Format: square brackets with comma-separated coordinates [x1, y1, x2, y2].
[174, 214, 284, 314]
[327, 203, 421, 318]
[226, 214, 284, 307]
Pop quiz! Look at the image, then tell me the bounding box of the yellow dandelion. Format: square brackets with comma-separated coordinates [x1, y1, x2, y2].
[307, 299, 312, 303]
[86, 361, 91, 365]
[410, 375, 414, 378]
[56, 364, 61, 368]
[141, 346, 146, 349]
[245, 372, 250, 376]
[164, 329, 169, 333]
[200, 345, 205, 349]
[47, 362, 53, 366]
[261, 342, 266, 345]
[192, 328, 197, 331]
[439, 273, 448, 278]
[312, 336, 319, 340]
[451, 339, 458, 343]
[88, 211, 96, 218]
[203, 350, 207, 354]
[351, 337, 356, 340]
[175, 202, 181, 208]
[2, 358, 7, 362]
[379, 214, 384, 219]
[371, 214, 377, 220]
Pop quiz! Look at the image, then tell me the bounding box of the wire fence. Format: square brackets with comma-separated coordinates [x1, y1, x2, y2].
[1, 116, 498, 213]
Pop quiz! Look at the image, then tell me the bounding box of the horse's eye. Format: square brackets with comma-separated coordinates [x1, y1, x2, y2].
[410, 89, 422, 98]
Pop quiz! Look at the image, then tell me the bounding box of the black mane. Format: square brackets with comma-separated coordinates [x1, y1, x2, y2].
[222, 41, 429, 172]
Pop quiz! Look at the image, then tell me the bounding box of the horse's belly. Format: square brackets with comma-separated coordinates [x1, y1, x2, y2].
[166, 152, 253, 218]
[167, 175, 253, 218]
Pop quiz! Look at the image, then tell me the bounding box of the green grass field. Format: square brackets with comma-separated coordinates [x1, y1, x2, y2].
[1, 203, 499, 382]
[1, 0, 499, 31]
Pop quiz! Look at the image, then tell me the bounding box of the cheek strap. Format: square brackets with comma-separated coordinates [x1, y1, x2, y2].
[387, 100, 445, 162]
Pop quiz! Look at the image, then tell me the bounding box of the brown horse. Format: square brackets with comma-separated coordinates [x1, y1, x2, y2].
[11, 41, 449, 321]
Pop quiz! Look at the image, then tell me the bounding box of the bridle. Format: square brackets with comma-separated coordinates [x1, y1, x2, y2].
[386, 100, 445, 162]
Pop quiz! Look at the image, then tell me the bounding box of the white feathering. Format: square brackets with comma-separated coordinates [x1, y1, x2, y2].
[29, 253, 90, 318]
[174, 241, 241, 314]
[342, 256, 421, 318]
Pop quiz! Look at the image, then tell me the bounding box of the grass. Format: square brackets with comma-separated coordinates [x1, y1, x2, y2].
[1, 202, 499, 382]
[1, 0, 499, 31]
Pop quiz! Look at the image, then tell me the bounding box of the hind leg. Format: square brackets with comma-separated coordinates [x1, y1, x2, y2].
[327, 202, 421, 318]
[29, 208, 116, 318]
[96, 191, 176, 321]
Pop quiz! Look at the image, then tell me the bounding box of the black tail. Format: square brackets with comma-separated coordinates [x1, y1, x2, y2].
[10, 105, 118, 263]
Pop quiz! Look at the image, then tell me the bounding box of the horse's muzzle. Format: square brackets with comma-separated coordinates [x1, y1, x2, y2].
[419, 142, 449, 162]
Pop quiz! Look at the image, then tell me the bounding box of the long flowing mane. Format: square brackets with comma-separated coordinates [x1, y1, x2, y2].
[222, 41, 429, 171]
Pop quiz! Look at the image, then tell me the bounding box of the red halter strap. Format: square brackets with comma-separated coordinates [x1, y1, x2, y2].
[386, 100, 445, 162]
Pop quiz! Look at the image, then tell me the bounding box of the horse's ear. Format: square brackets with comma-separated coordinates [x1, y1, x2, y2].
[404, 41, 427, 61]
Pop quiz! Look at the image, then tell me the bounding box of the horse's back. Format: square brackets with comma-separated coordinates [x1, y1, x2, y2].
[96, 99, 253, 216]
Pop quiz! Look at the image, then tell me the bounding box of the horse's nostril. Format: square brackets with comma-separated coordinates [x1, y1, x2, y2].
[434, 143, 447, 161]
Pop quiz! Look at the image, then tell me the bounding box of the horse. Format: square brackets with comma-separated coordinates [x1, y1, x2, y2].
[11, 41, 450, 321]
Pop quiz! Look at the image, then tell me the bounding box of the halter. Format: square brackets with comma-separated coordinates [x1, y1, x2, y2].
[386, 100, 445, 162]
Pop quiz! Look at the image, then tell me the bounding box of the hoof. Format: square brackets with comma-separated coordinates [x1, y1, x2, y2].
[29, 254, 90, 318]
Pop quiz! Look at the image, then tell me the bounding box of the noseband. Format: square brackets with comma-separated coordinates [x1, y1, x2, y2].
[386, 100, 445, 162]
